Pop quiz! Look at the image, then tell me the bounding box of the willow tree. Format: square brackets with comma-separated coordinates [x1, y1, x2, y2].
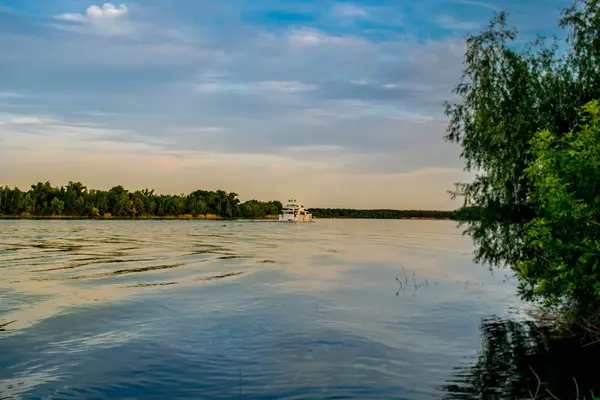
[520, 101, 600, 308]
[445, 0, 600, 307]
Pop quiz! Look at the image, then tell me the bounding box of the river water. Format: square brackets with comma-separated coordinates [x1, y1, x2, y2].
[0, 219, 527, 399]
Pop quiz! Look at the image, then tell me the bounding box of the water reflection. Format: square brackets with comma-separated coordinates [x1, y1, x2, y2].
[0, 320, 15, 332]
[1, 219, 525, 399]
[441, 314, 600, 399]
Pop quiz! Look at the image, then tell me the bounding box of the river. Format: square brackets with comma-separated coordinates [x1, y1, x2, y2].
[0, 219, 533, 399]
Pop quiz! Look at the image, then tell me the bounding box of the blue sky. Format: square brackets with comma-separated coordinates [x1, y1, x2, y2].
[0, 0, 571, 208]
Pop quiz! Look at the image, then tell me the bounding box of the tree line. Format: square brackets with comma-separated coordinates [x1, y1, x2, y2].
[0, 182, 283, 218]
[0, 182, 458, 220]
[308, 208, 456, 220]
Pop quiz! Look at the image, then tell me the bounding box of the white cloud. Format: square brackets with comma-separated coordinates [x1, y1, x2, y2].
[10, 116, 55, 125]
[55, 3, 128, 21]
[54, 3, 132, 36]
[86, 3, 128, 19]
[176, 126, 230, 133]
[55, 13, 88, 22]
[195, 80, 317, 94]
[452, 0, 501, 11]
[0, 92, 26, 99]
[0, 116, 123, 150]
[436, 15, 480, 30]
[256, 81, 317, 93]
[381, 82, 442, 92]
[283, 144, 345, 153]
[287, 28, 348, 46]
[0, 116, 56, 125]
[328, 4, 403, 27]
[331, 3, 367, 18]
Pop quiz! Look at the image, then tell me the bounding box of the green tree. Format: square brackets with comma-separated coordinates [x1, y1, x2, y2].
[64, 181, 87, 215]
[518, 101, 600, 308]
[445, 0, 600, 307]
[49, 197, 64, 215]
[0, 186, 7, 214]
[107, 186, 129, 216]
[30, 181, 59, 215]
[22, 193, 35, 215]
[172, 195, 186, 215]
[132, 192, 146, 217]
[7, 188, 24, 215]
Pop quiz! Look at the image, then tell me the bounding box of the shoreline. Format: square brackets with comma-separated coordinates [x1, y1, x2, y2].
[312, 217, 453, 221]
[0, 215, 280, 221]
[0, 215, 452, 221]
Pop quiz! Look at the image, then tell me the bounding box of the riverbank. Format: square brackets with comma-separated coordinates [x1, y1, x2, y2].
[0, 215, 455, 221]
[308, 208, 456, 220]
[311, 216, 454, 221]
[0, 214, 280, 220]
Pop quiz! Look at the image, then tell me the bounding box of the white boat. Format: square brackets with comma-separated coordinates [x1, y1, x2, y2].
[278, 198, 313, 222]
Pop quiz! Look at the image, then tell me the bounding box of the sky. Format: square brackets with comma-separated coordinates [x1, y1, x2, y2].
[0, 0, 571, 209]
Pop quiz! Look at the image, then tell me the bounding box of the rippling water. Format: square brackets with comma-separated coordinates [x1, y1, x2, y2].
[0, 219, 524, 399]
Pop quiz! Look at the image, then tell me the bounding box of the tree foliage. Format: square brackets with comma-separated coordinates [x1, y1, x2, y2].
[519, 101, 600, 307]
[308, 208, 456, 220]
[0, 182, 282, 219]
[445, 0, 600, 307]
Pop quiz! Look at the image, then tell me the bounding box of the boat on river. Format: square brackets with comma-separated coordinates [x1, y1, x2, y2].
[278, 199, 313, 222]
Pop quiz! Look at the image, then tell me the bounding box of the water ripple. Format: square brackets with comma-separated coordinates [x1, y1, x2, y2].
[0, 219, 521, 399]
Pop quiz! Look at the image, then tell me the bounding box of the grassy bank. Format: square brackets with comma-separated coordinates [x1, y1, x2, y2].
[0, 214, 281, 220]
[0, 214, 456, 221]
[0, 214, 455, 221]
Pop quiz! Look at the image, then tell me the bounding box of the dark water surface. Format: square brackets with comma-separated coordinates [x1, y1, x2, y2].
[0, 219, 526, 399]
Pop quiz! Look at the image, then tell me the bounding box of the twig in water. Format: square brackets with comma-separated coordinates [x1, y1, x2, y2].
[529, 365, 541, 399]
[0, 320, 15, 331]
[546, 388, 560, 400]
[573, 376, 579, 400]
[583, 337, 600, 347]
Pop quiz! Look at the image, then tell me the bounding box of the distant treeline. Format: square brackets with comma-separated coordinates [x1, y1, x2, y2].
[307, 208, 457, 220]
[0, 182, 282, 218]
[0, 181, 469, 220]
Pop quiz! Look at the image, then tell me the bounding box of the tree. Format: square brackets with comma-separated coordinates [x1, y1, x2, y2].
[7, 188, 23, 215]
[518, 100, 600, 308]
[132, 192, 146, 216]
[30, 181, 58, 215]
[49, 197, 64, 215]
[445, 0, 600, 307]
[22, 193, 35, 215]
[64, 181, 87, 215]
[107, 186, 130, 216]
